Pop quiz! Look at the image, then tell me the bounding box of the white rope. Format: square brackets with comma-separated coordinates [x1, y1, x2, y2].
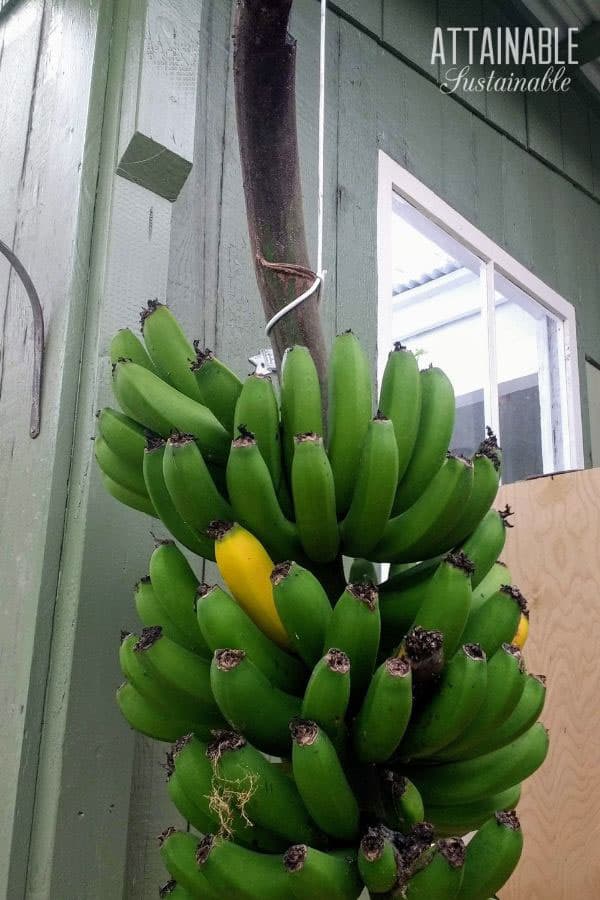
[265, 0, 327, 338]
[317, 0, 326, 276]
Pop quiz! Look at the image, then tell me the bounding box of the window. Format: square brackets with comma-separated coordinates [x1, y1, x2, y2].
[377, 151, 583, 483]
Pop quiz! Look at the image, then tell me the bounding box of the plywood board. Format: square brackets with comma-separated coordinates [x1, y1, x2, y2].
[497, 468, 600, 899]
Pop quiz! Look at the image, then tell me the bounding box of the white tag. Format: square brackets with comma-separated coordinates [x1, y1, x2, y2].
[248, 348, 277, 376]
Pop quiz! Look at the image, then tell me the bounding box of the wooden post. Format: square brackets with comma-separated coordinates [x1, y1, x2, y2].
[233, 0, 328, 384]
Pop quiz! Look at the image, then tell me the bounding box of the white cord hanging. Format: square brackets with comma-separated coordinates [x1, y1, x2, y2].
[263, 0, 327, 342]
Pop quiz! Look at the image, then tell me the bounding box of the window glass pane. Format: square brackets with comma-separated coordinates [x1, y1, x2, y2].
[494, 272, 567, 482]
[389, 193, 487, 457]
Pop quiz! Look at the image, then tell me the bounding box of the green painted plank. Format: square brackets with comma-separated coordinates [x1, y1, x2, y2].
[560, 90, 594, 194]
[525, 73, 564, 170]
[500, 136, 534, 270]
[481, 0, 527, 145]
[382, 0, 438, 79]
[440, 98, 478, 222]
[525, 157, 560, 293]
[336, 19, 379, 358]
[471, 114, 504, 243]
[400, 64, 444, 196]
[437, 0, 486, 115]
[167, 0, 234, 349]
[376, 48, 410, 167]
[332, 0, 382, 37]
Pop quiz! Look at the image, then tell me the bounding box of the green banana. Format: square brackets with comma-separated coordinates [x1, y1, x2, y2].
[226, 431, 301, 562]
[134, 576, 189, 646]
[457, 673, 546, 759]
[461, 585, 527, 658]
[410, 552, 475, 660]
[353, 657, 413, 763]
[379, 772, 425, 832]
[290, 434, 340, 562]
[378, 342, 422, 482]
[280, 345, 324, 476]
[458, 506, 514, 588]
[140, 301, 202, 401]
[159, 829, 220, 899]
[301, 649, 350, 749]
[470, 560, 511, 615]
[131, 627, 222, 718]
[112, 359, 230, 463]
[207, 730, 320, 844]
[283, 844, 362, 899]
[403, 839, 465, 899]
[290, 719, 360, 841]
[159, 879, 195, 900]
[327, 331, 373, 516]
[100, 473, 156, 518]
[168, 735, 284, 852]
[456, 812, 523, 900]
[196, 582, 306, 694]
[398, 644, 487, 760]
[348, 558, 378, 585]
[407, 722, 549, 805]
[373, 454, 474, 564]
[322, 581, 380, 704]
[340, 414, 399, 557]
[234, 374, 283, 491]
[116, 682, 196, 742]
[210, 649, 300, 755]
[379, 560, 445, 649]
[163, 433, 232, 535]
[358, 827, 399, 894]
[143, 440, 215, 558]
[393, 365, 455, 513]
[149, 540, 209, 654]
[424, 784, 521, 837]
[118, 632, 223, 737]
[191, 344, 242, 434]
[434, 436, 501, 554]
[271, 561, 332, 667]
[94, 434, 147, 496]
[435, 644, 526, 761]
[97, 407, 148, 467]
[110, 327, 157, 373]
[166, 768, 215, 834]
[195, 835, 290, 899]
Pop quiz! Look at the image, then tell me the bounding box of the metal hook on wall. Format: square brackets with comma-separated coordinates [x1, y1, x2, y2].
[0, 239, 44, 438]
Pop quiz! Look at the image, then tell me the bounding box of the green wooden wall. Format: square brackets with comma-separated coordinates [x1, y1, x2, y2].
[1, 0, 600, 897]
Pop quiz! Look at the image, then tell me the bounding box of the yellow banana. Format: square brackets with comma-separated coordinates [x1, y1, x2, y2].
[210, 521, 290, 649]
[512, 613, 529, 649]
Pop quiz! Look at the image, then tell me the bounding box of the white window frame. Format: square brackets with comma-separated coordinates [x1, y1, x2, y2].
[377, 149, 584, 472]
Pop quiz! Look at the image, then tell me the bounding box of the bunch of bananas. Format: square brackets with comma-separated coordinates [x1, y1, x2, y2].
[97, 302, 547, 899]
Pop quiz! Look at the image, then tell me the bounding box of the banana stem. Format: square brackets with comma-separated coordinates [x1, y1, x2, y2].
[233, 0, 328, 390]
